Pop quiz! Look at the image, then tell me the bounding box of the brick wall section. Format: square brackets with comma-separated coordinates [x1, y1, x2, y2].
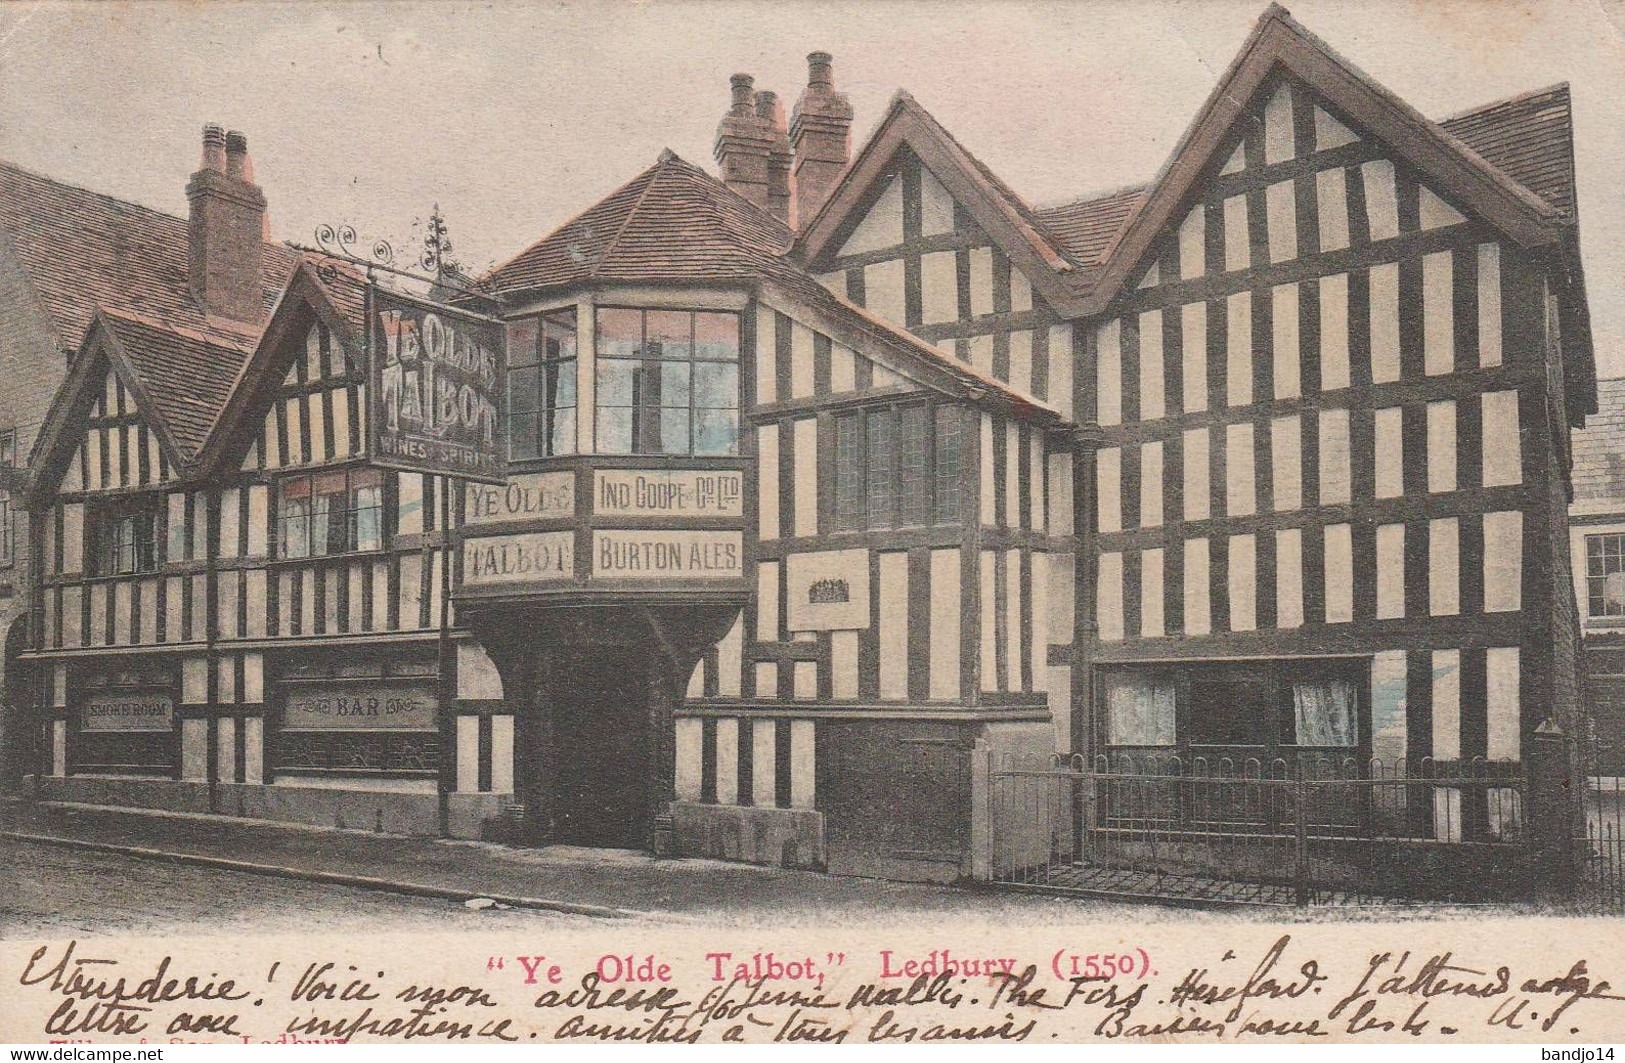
[0, 235, 70, 786]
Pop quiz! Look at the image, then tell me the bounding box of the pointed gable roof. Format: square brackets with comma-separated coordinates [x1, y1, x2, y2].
[99, 312, 255, 462]
[484, 148, 1058, 420]
[1079, 4, 1572, 315]
[484, 151, 793, 297]
[792, 92, 1079, 307]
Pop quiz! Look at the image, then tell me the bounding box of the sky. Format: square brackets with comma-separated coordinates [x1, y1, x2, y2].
[0, 0, 1621, 374]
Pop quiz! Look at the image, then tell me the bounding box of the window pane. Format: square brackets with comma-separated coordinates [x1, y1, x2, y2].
[549, 407, 578, 456]
[694, 363, 738, 409]
[646, 310, 692, 360]
[509, 365, 541, 414]
[596, 359, 637, 407]
[597, 407, 633, 454]
[550, 358, 577, 407]
[867, 409, 896, 528]
[693, 409, 737, 456]
[657, 409, 691, 455]
[507, 318, 540, 369]
[1106, 675, 1177, 746]
[835, 413, 863, 531]
[660, 362, 691, 408]
[694, 312, 740, 360]
[934, 406, 962, 524]
[309, 494, 334, 556]
[899, 405, 929, 526]
[509, 411, 540, 460]
[596, 308, 642, 358]
[543, 309, 576, 362]
[1292, 679, 1357, 746]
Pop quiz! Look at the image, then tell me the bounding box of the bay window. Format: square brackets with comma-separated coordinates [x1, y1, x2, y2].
[278, 468, 384, 559]
[595, 308, 739, 456]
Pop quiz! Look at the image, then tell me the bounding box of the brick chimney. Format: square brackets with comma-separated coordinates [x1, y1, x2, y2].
[757, 90, 792, 225]
[187, 124, 267, 323]
[715, 74, 775, 210]
[791, 51, 854, 231]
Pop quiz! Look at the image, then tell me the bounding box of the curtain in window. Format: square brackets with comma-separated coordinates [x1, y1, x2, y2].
[1292, 678, 1356, 746]
[1106, 676, 1176, 746]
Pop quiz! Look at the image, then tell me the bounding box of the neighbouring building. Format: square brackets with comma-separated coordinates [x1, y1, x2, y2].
[7, 4, 1597, 888]
[1569, 376, 1625, 775]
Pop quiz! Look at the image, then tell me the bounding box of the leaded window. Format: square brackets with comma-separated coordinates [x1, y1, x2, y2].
[831, 401, 960, 532]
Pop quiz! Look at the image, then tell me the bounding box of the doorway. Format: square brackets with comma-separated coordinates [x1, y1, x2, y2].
[549, 651, 651, 849]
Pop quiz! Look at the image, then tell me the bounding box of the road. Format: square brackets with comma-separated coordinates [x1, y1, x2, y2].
[0, 838, 603, 938]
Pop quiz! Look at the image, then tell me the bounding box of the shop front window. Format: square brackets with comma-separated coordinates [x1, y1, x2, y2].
[595, 308, 739, 456]
[278, 468, 384, 559]
[507, 308, 577, 460]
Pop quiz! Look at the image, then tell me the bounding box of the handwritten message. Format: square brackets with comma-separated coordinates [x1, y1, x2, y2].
[10, 926, 1625, 1044]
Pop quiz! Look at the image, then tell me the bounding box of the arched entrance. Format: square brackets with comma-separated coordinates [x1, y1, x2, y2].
[464, 599, 741, 852]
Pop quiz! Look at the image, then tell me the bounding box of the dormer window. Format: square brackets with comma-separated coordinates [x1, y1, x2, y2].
[595, 308, 739, 456]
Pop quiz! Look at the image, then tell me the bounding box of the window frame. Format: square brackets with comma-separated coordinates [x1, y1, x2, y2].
[91, 495, 163, 576]
[506, 307, 579, 461]
[275, 467, 388, 561]
[1098, 659, 1369, 759]
[832, 399, 962, 533]
[1586, 532, 1625, 619]
[593, 306, 740, 457]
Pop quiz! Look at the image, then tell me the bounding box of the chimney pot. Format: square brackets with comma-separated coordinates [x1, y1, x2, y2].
[200, 123, 227, 173]
[790, 52, 854, 231]
[729, 73, 755, 114]
[754, 90, 778, 122]
[807, 51, 834, 90]
[224, 131, 248, 179]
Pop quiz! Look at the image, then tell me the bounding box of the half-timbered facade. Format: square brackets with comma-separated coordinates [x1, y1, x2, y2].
[9, 4, 1598, 885]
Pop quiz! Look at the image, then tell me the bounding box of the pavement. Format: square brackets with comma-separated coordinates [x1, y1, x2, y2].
[0, 798, 1183, 932]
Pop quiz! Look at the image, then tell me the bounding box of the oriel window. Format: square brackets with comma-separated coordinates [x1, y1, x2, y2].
[278, 468, 385, 559]
[507, 308, 577, 460]
[595, 308, 739, 456]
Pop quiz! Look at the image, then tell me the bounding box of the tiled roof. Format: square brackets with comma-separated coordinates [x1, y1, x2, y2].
[1440, 84, 1576, 217]
[1572, 377, 1625, 506]
[488, 150, 1054, 418]
[1034, 186, 1151, 274]
[0, 159, 300, 353]
[485, 151, 793, 295]
[100, 311, 254, 462]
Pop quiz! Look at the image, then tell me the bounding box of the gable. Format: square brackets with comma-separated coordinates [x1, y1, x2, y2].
[1123, 74, 1479, 299]
[237, 307, 367, 475]
[1082, 7, 1568, 316]
[51, 348, 178, 497]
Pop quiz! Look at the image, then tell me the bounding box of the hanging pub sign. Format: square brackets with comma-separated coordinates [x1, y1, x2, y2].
[369, 285, 507, 484]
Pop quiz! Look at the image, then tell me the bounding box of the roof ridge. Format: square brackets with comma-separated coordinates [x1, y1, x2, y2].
[1438, 82, 1571, 124]
[1032, 183, 1151, 214]
[0, 157, 189, 229]
[588, 154, 674, 282]
[98, 306, 257, 352]
[482, 159, 665, 283]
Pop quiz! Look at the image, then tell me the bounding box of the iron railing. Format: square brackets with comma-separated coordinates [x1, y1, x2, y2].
[990, 753, 1528, 906]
